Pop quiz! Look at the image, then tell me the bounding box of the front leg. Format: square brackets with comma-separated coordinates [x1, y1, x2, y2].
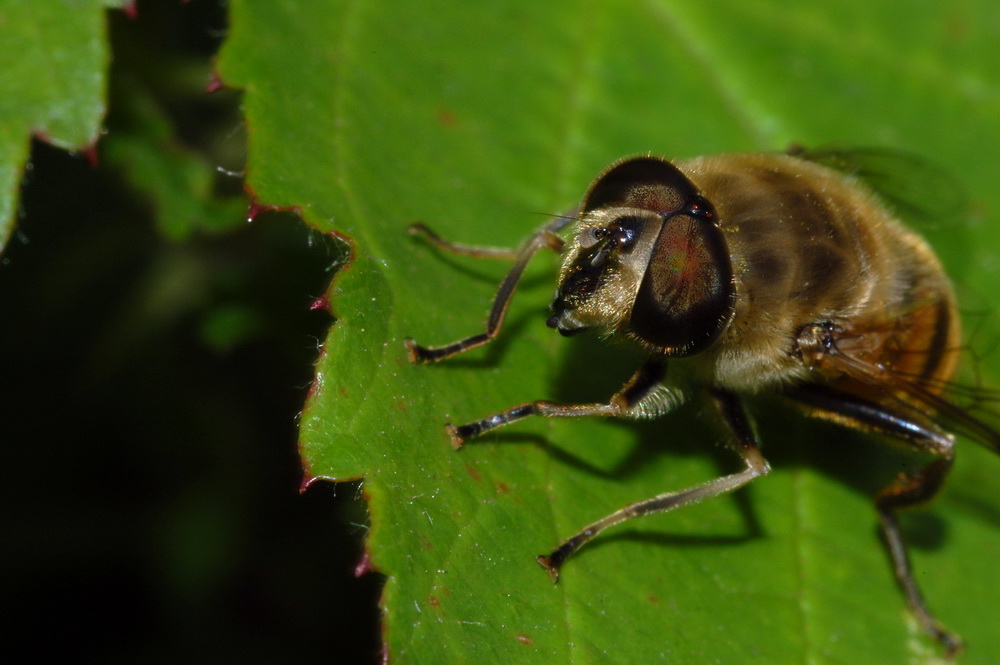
[405, 216, 570, 364]
[447, 359, 671, 448]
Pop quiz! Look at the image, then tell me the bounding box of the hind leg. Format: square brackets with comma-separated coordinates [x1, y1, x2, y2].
[787, 383, 962, 656]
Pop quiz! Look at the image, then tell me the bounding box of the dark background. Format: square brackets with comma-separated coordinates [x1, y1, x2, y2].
[1, 2, 380, 661]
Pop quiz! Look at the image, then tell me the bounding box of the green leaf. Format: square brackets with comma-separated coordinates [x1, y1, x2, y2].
[0, 0, 124, 250]
[219, 1, 1000, 663]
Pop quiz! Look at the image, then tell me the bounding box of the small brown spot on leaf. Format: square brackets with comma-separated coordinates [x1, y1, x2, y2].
[421, 535, 434, 551]
[648, 594, 659, 606]
[437, 108, 457, 127]
[495, 481, 510, 494]
[338, 386, 349, 398]
[947, 17, 969, 40]
[427, 595, 440, 608]
[466, 465, 482, 482]
[516, 632, 534, 646]
[396, 399, 408, 413]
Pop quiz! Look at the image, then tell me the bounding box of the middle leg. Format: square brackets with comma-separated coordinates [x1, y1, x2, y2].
[537, 388, 771, 580]
[447, 359, 670, 448]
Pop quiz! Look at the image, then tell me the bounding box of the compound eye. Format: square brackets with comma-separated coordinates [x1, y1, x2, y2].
[629, 211, 734, 356]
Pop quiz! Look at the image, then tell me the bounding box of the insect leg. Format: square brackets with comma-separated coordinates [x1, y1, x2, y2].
[785, 383, 962, 656]
[447, 359, 669, 449]
[408, 223, 521, 259]
[538, 388, 771, 581]
[404, 216, 571, 363]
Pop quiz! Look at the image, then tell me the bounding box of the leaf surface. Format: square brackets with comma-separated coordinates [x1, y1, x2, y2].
[220, 1, 1000, 663]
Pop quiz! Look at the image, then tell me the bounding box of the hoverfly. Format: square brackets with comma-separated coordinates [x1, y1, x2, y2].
[404, 150, 999, 656]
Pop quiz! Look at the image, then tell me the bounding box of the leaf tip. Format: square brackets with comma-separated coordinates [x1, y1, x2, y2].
[206, 72, 226, 94]
[298, 474, 322, 494]
[81, 145, 100, 169]
[243, 186, 304, 223]
[309, 295, 331, 313]
[353, 549, 375, 578]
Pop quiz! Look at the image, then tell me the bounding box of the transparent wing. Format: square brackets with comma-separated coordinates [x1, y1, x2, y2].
[789, 145, 968, 230]
[815, 327, 1000, 455]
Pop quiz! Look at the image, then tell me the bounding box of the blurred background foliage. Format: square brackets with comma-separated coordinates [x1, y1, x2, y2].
[1, 2, 379, 661]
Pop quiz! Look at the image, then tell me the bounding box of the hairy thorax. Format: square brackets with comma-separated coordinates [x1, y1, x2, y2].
[675, 153, 959, 394]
